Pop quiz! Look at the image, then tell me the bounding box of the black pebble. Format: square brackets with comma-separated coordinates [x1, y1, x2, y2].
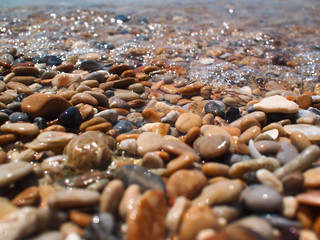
[9, 112, 29, 122]
[58, 106, 82, 129]
[204, 101, 225, 118]
[34, 117, 47, 129]
[226, 106, 241, 123]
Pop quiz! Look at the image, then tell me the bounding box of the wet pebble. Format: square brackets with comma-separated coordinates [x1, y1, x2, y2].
[136, 132, 163, 156]
[303, 168, 320, 188]
[253, 95, 299, 113]
[80, 59, 103, 71]
[193, 135, 231, 160]
[21, 93, 71, 120]
[113, 120, 132, 134]
[94, 109, 118, 124]
[284, 124, 320, 141]
[204, 101, 225, 118]
[48, 189, 100, 209]
[1, 122, 39, 136]
[0, 161, 33, 187]
[276, 142, 299, 165]
[64, 131, 115, 172]
[9, 111, 29, 123]
[175, 112, 202, 133]
[240, 184, 283, 212]
[166, 169, 207, 199]
[58, 106, 82, 129]
[114, 164, 166, 193]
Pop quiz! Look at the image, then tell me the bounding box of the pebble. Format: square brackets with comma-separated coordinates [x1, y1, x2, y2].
[193, 135, 231, 160]
[256, 168, 283, 193]
[254, 140, 281, 156]
[282, 172, 305, 195]
[83, 213, 116, 240]
[290, 131, 312, 152]
[204, 101, 225, 118]
[192, 179, 244, 207]
[94, 109, 118, 124]
[239, 125, 261, 144]
[0, 161, 33, 187]
[12, 66, 39, 76]
[58, 106, 82, 128]
[51, 73, 82, 87]
[0, 207, 50, 240]
[202, 162, 230, 177]
[141, 122, 170, 135]
[141, 152, 164, 169]
[166, 153, 200, 175]
[113, 120, 132, 134]
[119, 138, 137, 156]
[80, 59, 103, 71]
[64, 131, 115, 172]
[21, 93, 72, 120]
[48, 189, 100, 209]
[273, 145, 320, 179]
[118, 184, 141, 219]
[9, 112, 29, 122]
[11, 186, 39, 207]
[1, 122, 39, 136]
[229, 157, 280, 179]
[114, 164, 166, 193]
[166, 169, 207, 199]
[175, 112, 202, 133]
[136, 132, 163, 156]
[284, 124, 320, 141]
[253, 95, 299, 113]
[84, 71, 105, 83]
[114, 89, 140, 101]
[100, 179, 124, 215]
[126, 190, 167, 240]
[276, 142, 299, 165]
[6, 81, 33, 95]
[303, 168, 320, 188]
[70, 92, 98, 106]
[240, 184, 283, 212]
[296, 190, 320, 207]
[178, 205, 219, 240]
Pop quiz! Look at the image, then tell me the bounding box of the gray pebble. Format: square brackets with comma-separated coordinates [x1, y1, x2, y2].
[94, 109, 118, 124]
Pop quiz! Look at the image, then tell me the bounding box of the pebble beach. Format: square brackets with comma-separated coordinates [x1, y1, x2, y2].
[0, 0, 320, 239]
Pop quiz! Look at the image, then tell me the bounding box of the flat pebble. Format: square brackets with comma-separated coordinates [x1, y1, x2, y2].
[296, 190, 320, 207]
[114, 89, 140, 101]
[80, 59, 102, 71]
[253, 95, 299, 113]
[136, 132, 163, 156]
[175, 112, 202, 133]
[51, 73, 82, 88]
[193, 135, 230, 160]
[48, 189, 100, 209]
[0, 161, 33, 187]
[9, 112, 29, 122]
[166, 169, 207, 199]
[21, 93, 72, 120]
[94, 109, 118, 124]
[1, 122, 39, 136]
[240, 184, 283, 212]
[284, 124, 320, 141]
[141, 152, 164, 169]
[114, 164, 166, 193]
[254, 140, 281, 156]
[100, 179, 124, 215]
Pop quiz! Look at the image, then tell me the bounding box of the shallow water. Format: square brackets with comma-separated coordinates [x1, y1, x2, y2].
[0, 0, 319, 88]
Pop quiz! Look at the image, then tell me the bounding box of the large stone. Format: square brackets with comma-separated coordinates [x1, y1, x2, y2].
[253, 95, 299, 114]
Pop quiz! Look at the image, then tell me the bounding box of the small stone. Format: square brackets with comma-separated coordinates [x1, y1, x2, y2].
[80, 59, 103, 71]
[290, 131, 312, 152]
[84, 71, 105, 83]
[240, 184, 283, 212]
[114, 165, 166, 193]
[178, 205, 219, 240]
[202, 162, 230, 177]
[142, 108, 161, 123]
[192, 179, 244, 207]
[12, 66, 39, 76]
[48, 189, 100, 209]
[119, 138, 137, 156]
[126, 190, 167, 240]
[141, 152, 164, 169]
[256, 168, 283, 193]
[108, 64, 131, 75]
[55, 63, 74, 73]
[297, 94, 312, 109]
[113, 120, 132, 134]
[109, 96, 130, 109]
[70, 92, 98, 106]
[254, 140, 281, 156]
[166, 153, 200, 175]
[240, 117, 261, 132]
[6, 82, 33, 95]
[284, 124, 320, 141]
[166, 169, 207, 199]
[177, 84, 203, 96]
[1, 122, 39, 136]
[118, 184, 141, 219]
[296, 191, 320, 207]
[9, 112, 29, 122]
[51, 73, 82, 88]
[128, 83, 144, 93]
[253, 95, 299, 113]
[136, 132, 163, 156]
[225, 106, 241, 123]
[94, 109, 118, 124]
[58, 106, 82, 128]
[64, 131, 116, 172]
[276, 142, 299, 165]
[113, 77, 135, 88]
[239, 126, 261, 144]
[21, 93, 72, 120]
[304, 168, 320, 188]
[175, 112, 202, 133]
[100, 179, 124, 215]
[141, 122, 170, 136]
[282, 172, 304, 195]
[0, 162, 33, 187]
[114, 89, 140, 101]
[193, 135, 230, 160]
[11, 186, 39, 207]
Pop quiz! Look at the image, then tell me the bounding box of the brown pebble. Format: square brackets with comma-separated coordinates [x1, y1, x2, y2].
[160, 84, 178, 94]
[55, 63, 75, 73]
[240, 117, 261, 133]
[239, 126, 261, 144]
[184, 126, 200, 146]
[167, 153, 200, 175]
[143, 65, 160, 74]
[11, 186, 39, 207]
[166, 169, 207, 199]
[121, 69, 135, 78]
[12, 66, 39, 76]
[178, 83, 203, 96]
[85, 122, 112, 132]
[142, 108, 161, 122]
[11, 76, 35, 85]
[202, 162, 230, 177]
[70, 92, 98, 106]
[175, 112, 202, 134]
[100, 179, 124, 215]
[290, 131, 312, 152]
[6, 81, 33, 95]
[69, 210, 93, 228]
[21, 93, 72, 120]
[109, 64, 131, 75]
[0, 134, 17, 146]
[297, 94, 312, 109]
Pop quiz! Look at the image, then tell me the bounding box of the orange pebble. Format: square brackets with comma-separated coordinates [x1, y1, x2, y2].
[70, 210, 93, 228]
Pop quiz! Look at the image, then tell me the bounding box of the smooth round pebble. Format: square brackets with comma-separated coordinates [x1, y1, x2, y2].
[175, 112, 202, 133]
[113, 120, 132, 134]
[0, 162, 33, 187]
[58, 106, 82, 129]
[0, 122, 39, 136]
[204, 101, 225, 118]
[193, 135, 230, 160]
[136, 132, 163, 156]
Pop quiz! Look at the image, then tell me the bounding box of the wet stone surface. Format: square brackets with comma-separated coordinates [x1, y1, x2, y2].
[0, 0, 319, 239]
